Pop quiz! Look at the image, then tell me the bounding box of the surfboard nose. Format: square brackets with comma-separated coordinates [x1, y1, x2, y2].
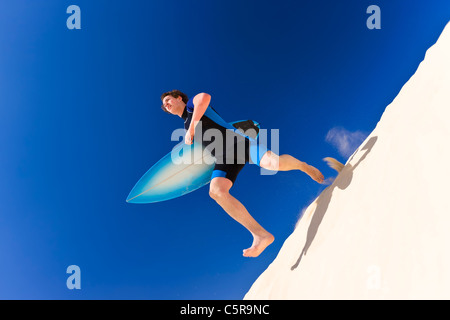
[126, 193, 135, 203]
[126, 186, 141, 203]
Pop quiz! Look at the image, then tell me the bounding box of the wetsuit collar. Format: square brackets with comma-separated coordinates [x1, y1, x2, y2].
[181, 106, 188, 120]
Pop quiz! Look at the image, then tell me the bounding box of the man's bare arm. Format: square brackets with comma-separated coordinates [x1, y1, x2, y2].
[185, 92, 211, 144]
[190, 92, 211, 127]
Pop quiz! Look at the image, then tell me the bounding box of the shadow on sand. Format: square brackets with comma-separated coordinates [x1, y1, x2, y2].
[290, 136, 378, 271]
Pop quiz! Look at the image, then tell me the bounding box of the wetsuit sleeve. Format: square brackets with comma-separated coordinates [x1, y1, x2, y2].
[186, 98, 195, 113]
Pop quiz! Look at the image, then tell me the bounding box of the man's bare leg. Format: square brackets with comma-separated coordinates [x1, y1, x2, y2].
[209, 177, 274, 257]
[259, 151, 324, 183]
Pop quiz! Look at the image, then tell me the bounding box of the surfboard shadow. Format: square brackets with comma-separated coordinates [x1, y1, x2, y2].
[290, 136, 378, 271]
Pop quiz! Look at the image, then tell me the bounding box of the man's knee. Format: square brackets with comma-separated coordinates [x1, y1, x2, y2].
[209, 179, 231, 201]
[209, 187, 229, 201]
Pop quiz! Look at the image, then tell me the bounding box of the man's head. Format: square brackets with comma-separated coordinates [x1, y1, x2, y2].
[160, 90, 188, 116]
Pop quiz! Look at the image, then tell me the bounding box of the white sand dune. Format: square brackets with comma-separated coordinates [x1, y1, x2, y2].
[245, 22, 450, 300]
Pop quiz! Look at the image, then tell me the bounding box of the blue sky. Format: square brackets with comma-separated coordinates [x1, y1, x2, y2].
[0, 0, 449, 299]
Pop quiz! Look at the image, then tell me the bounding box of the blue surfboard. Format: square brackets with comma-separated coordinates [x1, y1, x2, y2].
[126, 120, 260, 204]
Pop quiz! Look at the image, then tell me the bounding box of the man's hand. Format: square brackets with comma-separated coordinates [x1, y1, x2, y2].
[185, 126, 195, 145]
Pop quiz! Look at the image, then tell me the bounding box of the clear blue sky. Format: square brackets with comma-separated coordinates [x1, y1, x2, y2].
[0, 0, 449, 299]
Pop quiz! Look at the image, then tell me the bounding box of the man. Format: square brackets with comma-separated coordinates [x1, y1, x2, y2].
[161, 90, 324, 257]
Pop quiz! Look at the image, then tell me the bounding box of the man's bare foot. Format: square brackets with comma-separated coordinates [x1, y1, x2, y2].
[243, 233, 275, 258]
[303, 164, 324, 184]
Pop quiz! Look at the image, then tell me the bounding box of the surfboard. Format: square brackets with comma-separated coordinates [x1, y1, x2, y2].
[126, 120, 260, 204]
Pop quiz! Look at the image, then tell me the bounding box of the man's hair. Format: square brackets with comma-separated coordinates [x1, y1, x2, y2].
[160, 90, 189, 113]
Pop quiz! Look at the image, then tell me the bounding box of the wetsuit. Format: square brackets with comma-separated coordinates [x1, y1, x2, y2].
[181, 98, 267, 184]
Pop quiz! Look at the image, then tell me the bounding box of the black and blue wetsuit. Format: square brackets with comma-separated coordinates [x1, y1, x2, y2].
[181, 98, 268, 184]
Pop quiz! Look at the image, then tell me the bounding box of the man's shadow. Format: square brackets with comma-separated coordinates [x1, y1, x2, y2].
[290, 136, 378, 271]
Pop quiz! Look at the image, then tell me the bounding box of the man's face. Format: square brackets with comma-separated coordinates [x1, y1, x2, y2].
[162, 95, 183, 114]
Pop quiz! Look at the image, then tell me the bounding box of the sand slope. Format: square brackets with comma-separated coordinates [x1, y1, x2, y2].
[245, 22, 450, 300]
